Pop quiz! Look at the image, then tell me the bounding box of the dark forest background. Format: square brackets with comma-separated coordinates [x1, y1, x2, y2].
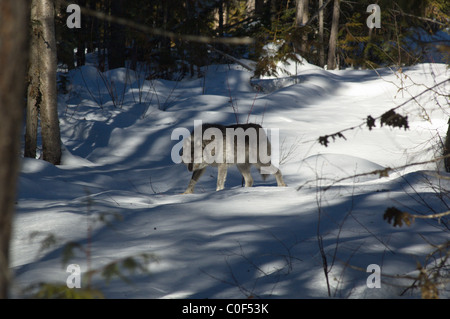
[56, 0, 449, 79]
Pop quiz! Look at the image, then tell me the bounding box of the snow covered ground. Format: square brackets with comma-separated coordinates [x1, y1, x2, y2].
[11, 57, 449, 298]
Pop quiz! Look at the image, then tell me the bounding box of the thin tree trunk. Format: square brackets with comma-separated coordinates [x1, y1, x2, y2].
[37, 0, 61, 165]
[0, 0, 30, 299]
[76, 0, 86, 66]
[218, 0, 224, 37]
[295, 0, 304, 26]
[88, 0, 97, 53]
[255, 0, 265, 19]
[327, 0, 340, 70]
[318, 0, 325, 67]
[270, 0, 277, 25]
[25, 0, 40, 159]
[108, 0, 125, 69]
[246, 0, 255, 17]
[296, 0, 309, 53]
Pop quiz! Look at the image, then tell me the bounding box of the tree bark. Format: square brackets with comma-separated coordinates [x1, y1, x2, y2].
[327, 0, 340, 70]
[25, 0, 40, 159]
[246, 0, 254, 17]
[26, 0, 61, 165]
[0, 0, 30, 298]
[37, 0, 61, 165]
[296, 0, 309, 53]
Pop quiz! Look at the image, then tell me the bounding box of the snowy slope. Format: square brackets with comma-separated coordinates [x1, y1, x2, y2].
[11, 59, 450, 298]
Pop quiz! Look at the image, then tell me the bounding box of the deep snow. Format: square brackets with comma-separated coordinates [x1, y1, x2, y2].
[11, 57, 449, 298]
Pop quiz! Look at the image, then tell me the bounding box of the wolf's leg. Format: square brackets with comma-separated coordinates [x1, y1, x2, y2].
[257, 164, 287, 187]
[216, 164, 228, 191]
[273, 168, 287, 187]
[237, 164, 253, 187]
[183, 167, 207, 194]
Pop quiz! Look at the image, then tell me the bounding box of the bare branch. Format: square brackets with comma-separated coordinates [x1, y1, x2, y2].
[207, 45, 254, 71]
[316, 154, 450, 191]
[389, 9, 447, 26]
[318, 78, 450, 147]
[297, 0, 333, 29]
[59, 0, 254, 46]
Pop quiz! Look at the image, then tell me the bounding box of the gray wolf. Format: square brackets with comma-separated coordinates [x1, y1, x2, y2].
[181, 123, 286, 194]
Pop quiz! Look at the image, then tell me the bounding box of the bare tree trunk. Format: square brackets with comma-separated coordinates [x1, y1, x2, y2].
[270, 0, 277, 25]
[255, 0, 265, 18]
[218, 0, 224, 37]
[76, 0, 86, 67]
[318, 0, 325, 67]
[38, 0, 61, 165]
[27, 0, 61, 165]
[327, 0, 340, 70]
[296, 0, 309, 53]
[295, 0, 304, 26]
[108, 0, 125, 70]
[0, 0, 29, 299]
[25, 0, 40, 159]
[364, 26, 373, 60]
[246, 0, 255, 16]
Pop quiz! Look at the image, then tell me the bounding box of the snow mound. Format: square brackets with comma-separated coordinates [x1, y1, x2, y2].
[300, 153, 385, 183]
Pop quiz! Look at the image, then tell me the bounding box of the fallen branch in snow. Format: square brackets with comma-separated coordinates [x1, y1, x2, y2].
[315, 153, 450, 191]
[295, 153, 450, 194]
